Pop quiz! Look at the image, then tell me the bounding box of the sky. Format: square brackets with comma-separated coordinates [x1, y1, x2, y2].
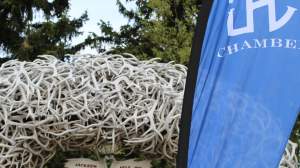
[69, 0, 134, 54]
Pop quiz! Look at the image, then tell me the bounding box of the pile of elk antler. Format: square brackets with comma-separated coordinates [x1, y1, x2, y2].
[0, 53, 297, 168]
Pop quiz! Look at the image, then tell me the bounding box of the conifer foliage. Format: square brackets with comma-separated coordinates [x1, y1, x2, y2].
[0, 0, 87, 62]
[86, 0, 201, 64]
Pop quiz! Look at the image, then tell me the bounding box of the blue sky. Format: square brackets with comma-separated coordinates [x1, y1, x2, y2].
[69, 0, 134, 53]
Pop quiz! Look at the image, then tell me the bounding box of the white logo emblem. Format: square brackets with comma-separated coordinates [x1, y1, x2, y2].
[228, 0, 297, 36]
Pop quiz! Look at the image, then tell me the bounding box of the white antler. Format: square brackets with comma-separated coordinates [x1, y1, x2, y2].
[0, 53, 297, 168]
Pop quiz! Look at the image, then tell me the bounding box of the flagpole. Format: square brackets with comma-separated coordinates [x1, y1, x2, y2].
[176, 1, 213, 168]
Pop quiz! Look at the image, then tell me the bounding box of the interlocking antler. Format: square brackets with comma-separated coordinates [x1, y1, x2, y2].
[0, 53, 185, 167]
[0, 53, 297, 168]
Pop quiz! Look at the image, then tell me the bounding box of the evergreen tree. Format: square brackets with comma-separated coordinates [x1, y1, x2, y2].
[86, 0, 201, 64]
[0, 0, 88, 62]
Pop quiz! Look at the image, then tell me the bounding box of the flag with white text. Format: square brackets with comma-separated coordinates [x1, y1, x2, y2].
[178, 0, 300, 167]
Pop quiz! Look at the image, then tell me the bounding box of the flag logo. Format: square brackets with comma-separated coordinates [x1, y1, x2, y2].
[228, 0, 297, 36]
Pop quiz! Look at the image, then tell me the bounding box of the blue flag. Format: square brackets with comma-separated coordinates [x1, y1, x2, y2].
[178, 0, 300, 168]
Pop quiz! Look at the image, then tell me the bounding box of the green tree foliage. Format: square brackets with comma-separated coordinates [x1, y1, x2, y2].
[290, 114, 300, 159]
[0, 0, 88, 62]
[86, 0, 201, 64]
